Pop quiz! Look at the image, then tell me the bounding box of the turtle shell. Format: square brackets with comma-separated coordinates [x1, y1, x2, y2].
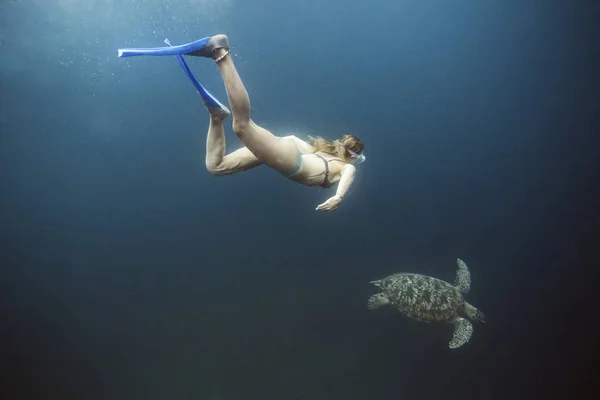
[379, 273, 464, 322]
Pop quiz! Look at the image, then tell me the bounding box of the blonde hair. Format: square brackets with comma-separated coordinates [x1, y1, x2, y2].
[308, 134, 365, 162]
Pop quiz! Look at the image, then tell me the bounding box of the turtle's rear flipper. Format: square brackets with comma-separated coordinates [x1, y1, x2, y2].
[449, 317, 473, 349]
[367, 293, 390, 310]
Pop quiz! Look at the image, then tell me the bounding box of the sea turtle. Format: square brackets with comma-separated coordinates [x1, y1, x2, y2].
[367, 258, 485, 349]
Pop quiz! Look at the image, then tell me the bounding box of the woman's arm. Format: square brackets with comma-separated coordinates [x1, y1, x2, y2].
[315, 164, 356, 212]
[334, 164, 356, 199]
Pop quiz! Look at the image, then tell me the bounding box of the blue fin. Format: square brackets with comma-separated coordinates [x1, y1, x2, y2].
[163, 38, 229, 114]
[117, 37, 211, 58]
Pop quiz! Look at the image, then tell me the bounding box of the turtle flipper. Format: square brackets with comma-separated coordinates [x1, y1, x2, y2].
[449, 317, 473, 349]
[454, 258, 471, 294]
[367, 293, 390, 310]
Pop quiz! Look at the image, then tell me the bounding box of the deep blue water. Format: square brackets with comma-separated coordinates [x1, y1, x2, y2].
[1, 1, 599, 399]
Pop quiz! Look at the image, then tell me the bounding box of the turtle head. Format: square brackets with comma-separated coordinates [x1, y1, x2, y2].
[471, 309, 486, 325]
[463, 302, 486, 325]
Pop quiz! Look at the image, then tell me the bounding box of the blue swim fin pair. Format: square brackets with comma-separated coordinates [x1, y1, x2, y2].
[117, 35, 230, 116]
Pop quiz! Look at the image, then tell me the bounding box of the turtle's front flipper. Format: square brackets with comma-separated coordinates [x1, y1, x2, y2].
[367, 293, 390, 310]
[449, 317, 473, 349]
[454, 258, 471, 294]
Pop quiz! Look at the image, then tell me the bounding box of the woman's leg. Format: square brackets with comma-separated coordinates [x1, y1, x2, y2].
[204, 108, 263, 176]
[210, 42, 302, 174]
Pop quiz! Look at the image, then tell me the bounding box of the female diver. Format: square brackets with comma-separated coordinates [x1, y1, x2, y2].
[118, 34, 366, 212]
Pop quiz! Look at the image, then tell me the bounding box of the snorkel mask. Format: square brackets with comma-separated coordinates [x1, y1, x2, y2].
[348, 149, 366, 164]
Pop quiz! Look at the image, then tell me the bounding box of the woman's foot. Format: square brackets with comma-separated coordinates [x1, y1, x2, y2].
[213, 47, 230, 63]
[189, 34, 230, 60]
[207, 104, 231, 122]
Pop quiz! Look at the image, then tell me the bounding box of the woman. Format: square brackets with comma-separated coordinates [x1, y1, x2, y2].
[118, 34, 366, 212]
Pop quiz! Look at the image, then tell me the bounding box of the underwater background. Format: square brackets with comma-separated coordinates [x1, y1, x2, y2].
[1, 0, 598, 399]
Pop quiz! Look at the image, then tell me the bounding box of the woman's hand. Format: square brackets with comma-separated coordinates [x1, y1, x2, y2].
[315, 194, 343, 212]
